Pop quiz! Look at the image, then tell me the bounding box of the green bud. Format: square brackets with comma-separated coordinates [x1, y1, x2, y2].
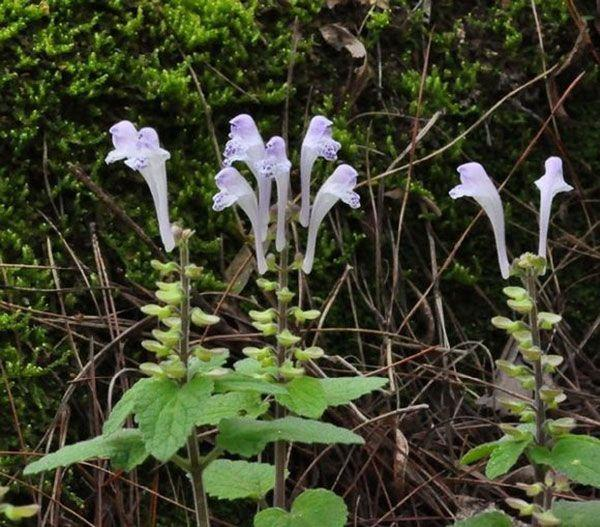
[156, 286, 183, 305]
[151, 260, 179, 276]
[540, 386, 564, 404]
[505, 497, 535, 516]
[162, 316, 182, 330]
[541, 354, 563, 373]
[266, 253, 278, 271]
[152, 328, 180, 348]
[184, 263, 203, 279]
[242, 346, 273, 361]
[161, 357, 186, 379]
[513, 330, 533, 348]
[516, 482, 544, 497]
[248, 308, 277, 323]
[2, 503, 40, 520]
[141, 340, 172, 358]
[276, 287, 295, 303]
[191, 307, 220, 327]
[156, 281, 180, 291]
[141, 304, 172, 319]
[140, 362, 166, 378]
[553, 473, 571, 492]
[290, 253, 303, 271]
[256, 278, 278, 292]
[532, 511, 560, 526]
[204, 367, 230, 377]
[538, 311, 562, 330]
[498, 397, 528, 415]
[290, 307, 321, 324]
[507, 297, 534, 314]
[513, 252, 547, 276]
[520, 345, 542, 362]
[499, 424, 531, 440]
[502, 286, 528, 300]
[495, 360, 531, 378]
[294, 346, 325, 361]
[276, 329, 301, 347]
[547, 417, 576, 436]
[252, 321, 278, 336]
[279, 360, 305, 380]
[519, 409, 536, 423]
[519, 375, 536, 390]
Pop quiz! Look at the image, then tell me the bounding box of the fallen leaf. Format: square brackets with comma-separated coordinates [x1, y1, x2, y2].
[320, 24, 366, 59]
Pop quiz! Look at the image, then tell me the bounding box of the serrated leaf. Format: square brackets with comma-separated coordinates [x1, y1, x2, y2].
[195, 392, 268, 426]
[103, 378, 154, 435]
[319, 377, 387, 407]
[453, 510, 512, 527]
[530, 434, 600, 488]
[485, 438, 531, 479]
[24, 430, 146, 475]
[217, 417, 364, 457]
[460, 441, 500, 465]
[204, 460, 279, 500]
[254, 488, 348, 527]
[552, 500, 600, 526]
[213, 373, 287, 395]
[134, 376, 213, 461]
[276, 377, 327, 419]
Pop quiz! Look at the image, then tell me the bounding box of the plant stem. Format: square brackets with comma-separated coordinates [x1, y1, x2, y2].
[179, 238, 211, 527]
[526, 274, 552, 519]
[273, 242, 289, 509]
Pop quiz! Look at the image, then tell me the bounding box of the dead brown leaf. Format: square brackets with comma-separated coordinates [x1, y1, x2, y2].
[320, 24, 366, 59]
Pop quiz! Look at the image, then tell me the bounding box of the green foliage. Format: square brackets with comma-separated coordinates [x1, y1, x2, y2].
[276, 377, 327, 419]
[452, 510, 513, 527]
[485, 438, 531, 479]
[204, 460, 279, 501]
[530, 435, 600, 488]
[552, 500, 600, 527]
[102, 377, 154, 435]
[194, 392, 269, 426]
[319, 377, 388, 407]
[213, 373, 288, 395]
[216, 416, 364, 457]
[254, 489, 348, 527]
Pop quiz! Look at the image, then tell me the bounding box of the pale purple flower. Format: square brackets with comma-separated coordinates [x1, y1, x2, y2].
[302, 164, 360, 274]
[223, 114, 271, 242]
[534, 156, 573, 257]
[450, 162, 510, 279]
[105, 121, 175, 252]
[299, 116, 341, 227]
[261, 136, 291, 251]
[213, 167, 267, 274]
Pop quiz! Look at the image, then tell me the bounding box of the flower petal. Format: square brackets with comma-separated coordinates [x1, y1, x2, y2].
[299, 116, 341, 227]
[302, 164, 359, 274]
[450, 162, 510, 279]
[106, 120, 138, 164]
[534, 156, 573, 257]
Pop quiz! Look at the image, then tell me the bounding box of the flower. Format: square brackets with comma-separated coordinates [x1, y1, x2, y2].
[299, 116, 341, 227]
[261, 136, 292, 251]
[302, 164, 360, 274]
[534, 156, 573, 257]
[212, 167, 267, 274]
[223, 114, 271, 242]
[450, 162, 510, 279]
[105, 121, 175, 252]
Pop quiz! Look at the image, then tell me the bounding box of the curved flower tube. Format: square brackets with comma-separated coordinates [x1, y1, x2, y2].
[223, 114, 270, 242]
[299, 116, 341, 228]
[534, 156, 573, 257]
[212, 167, 267, 274]
[450, 162, 510, 279]
[302, 164, 360, 274]
[261, 136, 292, 251]
[105, 121, 175, 252]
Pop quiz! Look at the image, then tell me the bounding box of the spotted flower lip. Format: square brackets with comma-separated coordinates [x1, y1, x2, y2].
[450, 162, 510, 279]
[223, 114, 271, 242]
[261, 136, 291, 251]
[106, 121, 175, 252]
[299, 116, 341, 228]
[534, 156, 573, 257]
[302, 164, 360, 274]
[213, 167, 267, 274]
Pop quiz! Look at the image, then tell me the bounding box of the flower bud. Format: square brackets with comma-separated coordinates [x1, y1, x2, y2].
[249, 308, 277, 323]
[520, 345, 542, 362]
[519, 409, 536, 423]
[2, 504, 40, 520]
[152, 328, 180, 348]
[499, 424, 531, 440]
[161, 357, 186, 379]
[151, 260, 179, 276]
[204, 367, 230, 377]
[290, 307, 321, 324]
[162, 316, 182, 330]
[266, 253, 278, 272]
[184, 264, 204, 279]
[140, 362, 166, 378]
[498, 397, 529, 415]
[514, 252, 547, 276]
[538, 311, 562, 330]
[141, 304, 172, 319]
[513, 330, 533, 348]
[502, 286, 528, 300]
[541, 354, 563, 373]
[276, 329, 301, 347]
[547, 417, 576, 436]
[516, 482, 544, 497]
[540, 386, 564, 404]
[519, 375, 536, 390]
[507, 297, 534, 314]
[294, 346, 325, 361]
[141, 340, 172, 358]
[505, 498, 535, 516]
[242, 346, 273, 361]
[256, 278, 278, 291]
[156, 286, 183, 305]
[279, 360, 305, 380]
[191, 307, 220, 327]
[532, 511, 560, 526]
[553, 473, 571, 492]
[276, 287, 295, 303]
[495, 360, 531, 378]
[252, 321, 278, 336]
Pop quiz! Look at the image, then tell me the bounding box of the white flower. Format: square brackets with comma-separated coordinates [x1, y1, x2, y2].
[534, 156, 573, 257]
[299, 116, 341, 228]
[302, 164, 360, 274]
[450, 162, 510, 279]
[261, 136, 291, 251]
[105, 121, 175, 252]
[213, 167, 267, 274]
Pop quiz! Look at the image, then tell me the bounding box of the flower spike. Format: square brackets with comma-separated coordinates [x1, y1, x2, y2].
[223, 114, 271, 242]
[261, 136, 292, 251]
[106, 121, 175, 252]
[213, 167, 267, 274]
[534, 156, 573, 258]
[450, 162, 510, 279]
[299, 116, 341, 227]
[302, 164, 360, 274]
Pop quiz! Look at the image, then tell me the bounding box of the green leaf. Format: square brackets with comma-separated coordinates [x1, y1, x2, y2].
[195, 392, 268, 426]
[213, 373, 287, 395]
[204, 460, 279, 501]
[135, 376, 213, 461]
[530, 434, 600, 488]
[319, 377, 388, 407]
[24, 430, 147, 475]
[552, 500, 600, 526]
[217, 417, 364, 457]
[276, 377, 327, 419]
[103, 378, 154, 435]
[460, 441, 500, 465]
[485, 438, 531, 479]
[453, 510, 513, 527]
[254, 489, 348, 527]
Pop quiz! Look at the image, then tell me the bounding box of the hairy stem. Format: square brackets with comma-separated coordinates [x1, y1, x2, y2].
[273, 242, 289, 509]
